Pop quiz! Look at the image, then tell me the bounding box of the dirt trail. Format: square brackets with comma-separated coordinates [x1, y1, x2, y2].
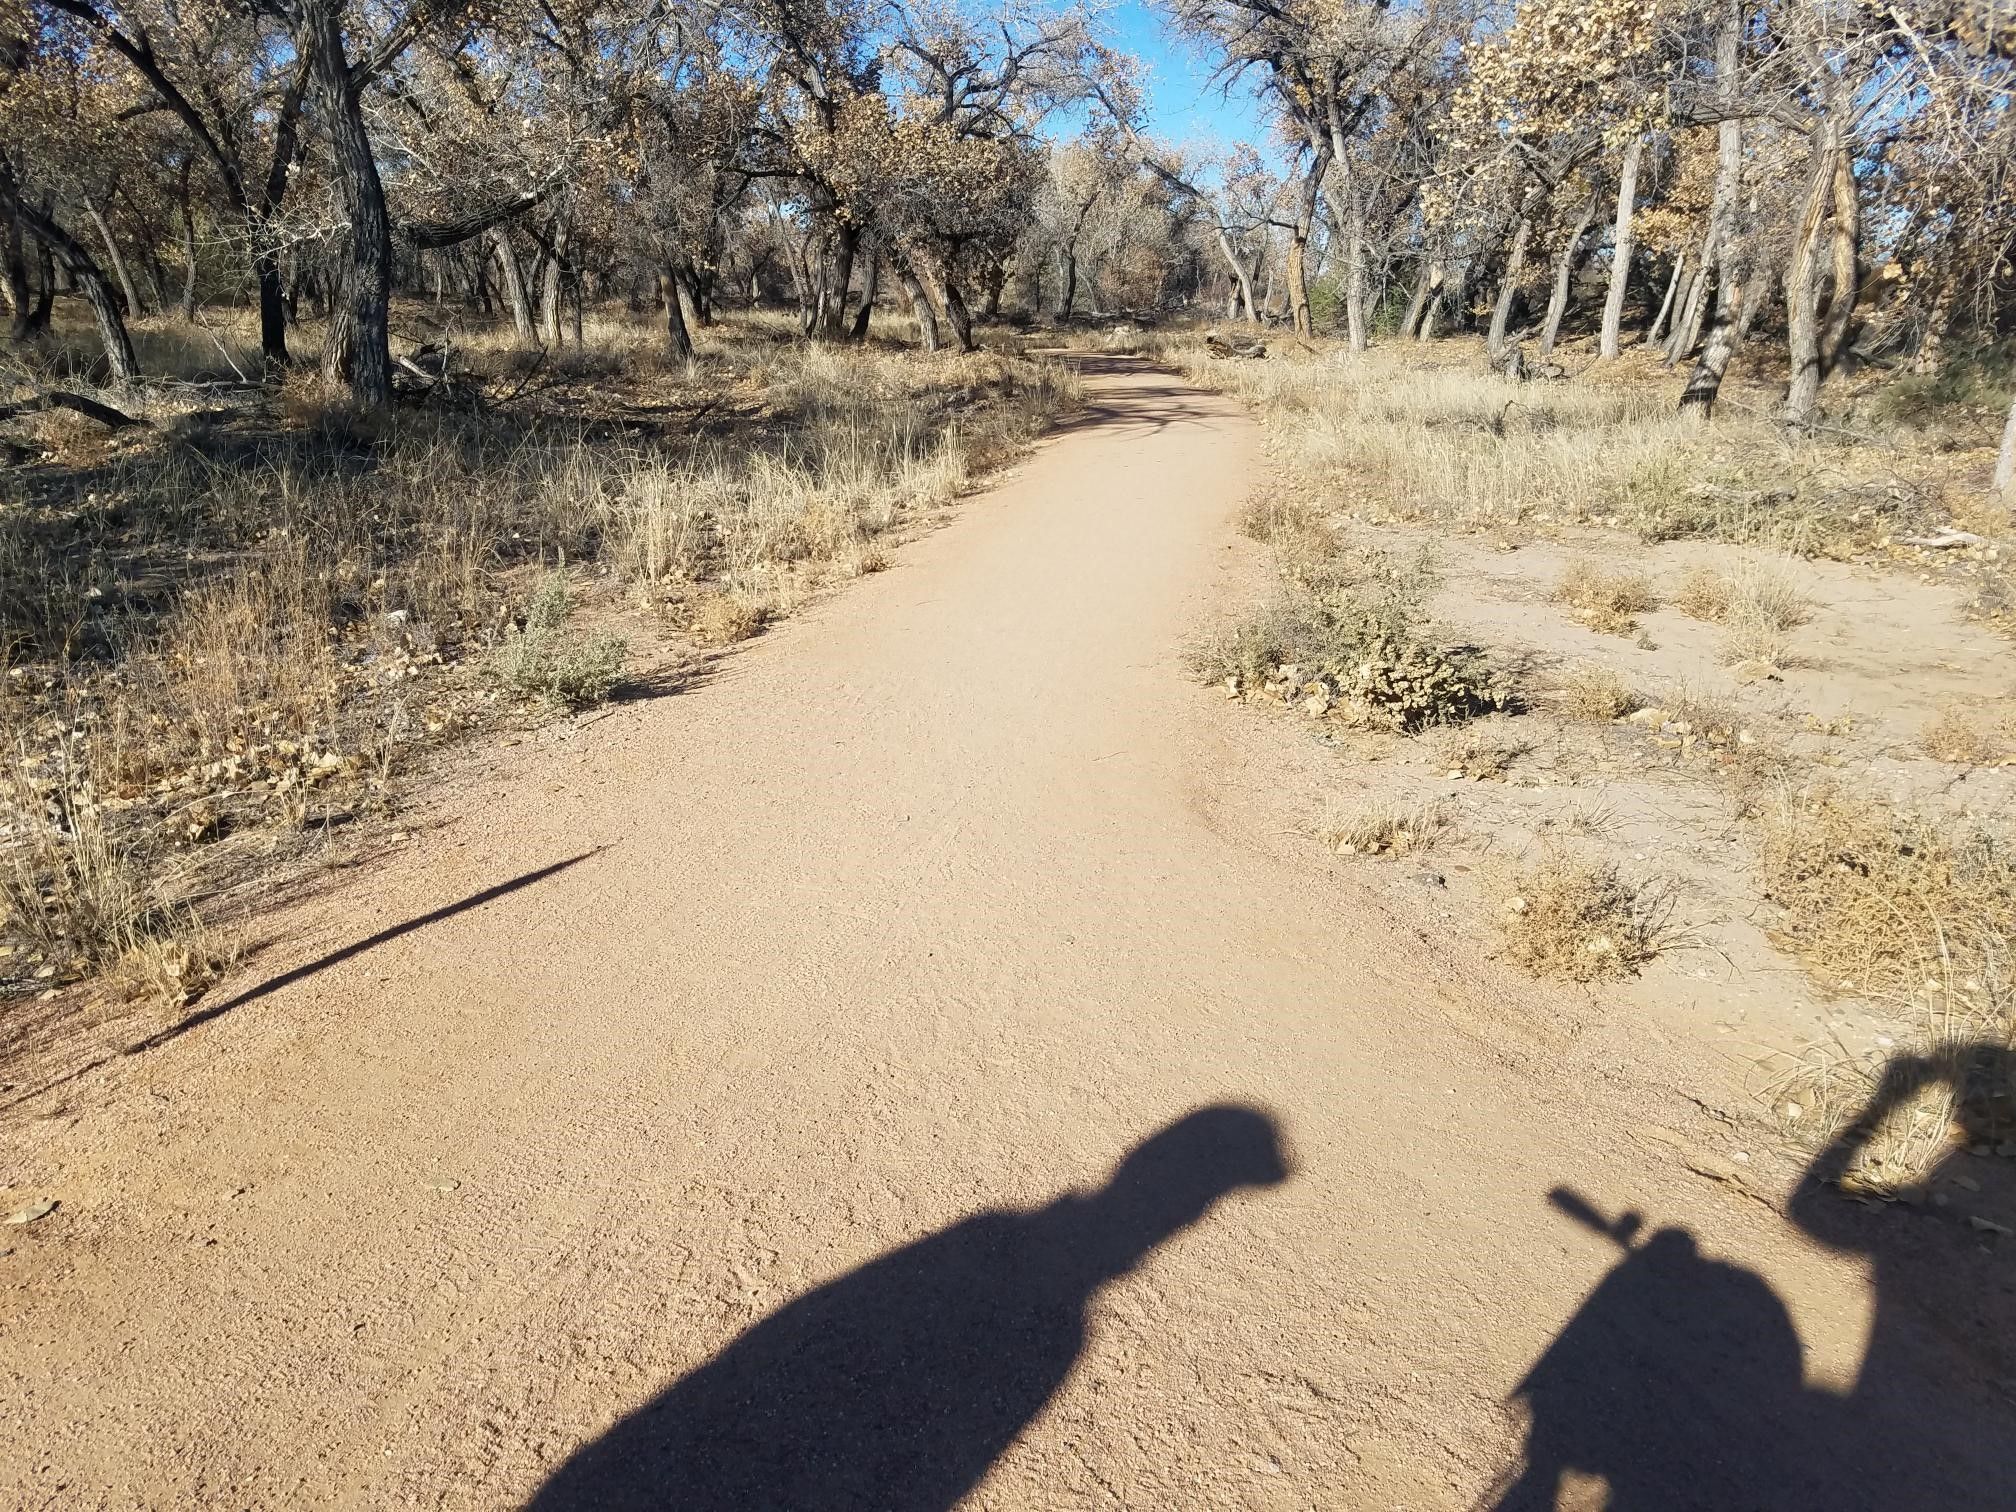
[4, 358, 2009, 1509]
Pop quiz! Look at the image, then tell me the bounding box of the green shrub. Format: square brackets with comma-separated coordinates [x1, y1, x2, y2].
[494, 570, 627, 708]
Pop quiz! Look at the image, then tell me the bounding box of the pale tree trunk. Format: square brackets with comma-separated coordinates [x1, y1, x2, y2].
[1344, 199, 1367, 350]
[1647, 253, 1685, 343]
[1819, 143, 1861, 376]
[1995, 393, 2016, 497]
[1783, 128, 1839, 427]
[303, 0, 392, 406]
[539, 236, 566, 347]
[1399, 259, 1437, 339]
[84, 196, 142, 317]
[1540, 194, 1597, 355]
[1599, 136, 1644, 359]
[1214, 225, 1257, 323]
[1679, 6, 1748, 414]
[1910, 276, 1956, 375]
[1488, 209, 1536, 361]
[491, 228, 534, 340]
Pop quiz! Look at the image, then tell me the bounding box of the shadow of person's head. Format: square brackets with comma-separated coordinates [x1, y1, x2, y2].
[1078, 1103, 1289, 1279]
[1791, 1039, 2016, 1252]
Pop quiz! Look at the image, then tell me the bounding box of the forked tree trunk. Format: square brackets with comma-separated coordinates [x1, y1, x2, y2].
[3, 188, 139, 380]
[1783, 129, 1839, 428]
[1646, 254, 1685, 344]
[1288, 144, 1330, 337]
[1540, 195, 1597, 355]
[1599, 136, 1644, 359]
[1399, 259, 1440, 340]
[1054, 245, 1078, 320]
[1214, 226, 1257, 323]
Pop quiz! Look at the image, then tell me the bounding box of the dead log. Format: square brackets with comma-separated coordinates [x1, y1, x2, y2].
[0, 390, 148, 429]
[1204, 330, 1267, 359]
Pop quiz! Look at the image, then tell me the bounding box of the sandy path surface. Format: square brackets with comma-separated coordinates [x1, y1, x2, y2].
[4, 358, 2010, 1509]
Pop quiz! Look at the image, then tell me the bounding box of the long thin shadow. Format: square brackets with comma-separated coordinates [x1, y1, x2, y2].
[523, 1104, 1290, 1511]
[123, 849, 605, 1056]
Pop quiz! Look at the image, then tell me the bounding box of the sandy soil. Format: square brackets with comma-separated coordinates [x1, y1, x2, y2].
[3, 358, 2010, 1510]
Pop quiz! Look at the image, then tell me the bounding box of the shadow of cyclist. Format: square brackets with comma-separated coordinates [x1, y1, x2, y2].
[1493, 1039, 2016, 1509]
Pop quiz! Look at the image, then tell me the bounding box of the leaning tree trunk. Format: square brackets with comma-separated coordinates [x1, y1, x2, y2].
[940, 270, 977, 353]
[1488, 209, 1536, 361]
[1054, 245, 1078, 321]
[491, 228, 535, 340]
[848, 244, 878, 341]
[2, 208, 31, 337]
[892, 249, 939, 352]
[1540, 194, 1597, 355]
[1398, 259, 1439, 341]
[304, 0, 392, 406]
[84, 197, 142, 317]
[1213, 226, 1258, 324]
[1782, 129, 1839, 428]
[1646, 254, 1685, 344]
[1288, 144, 1330, 337]
[2, 189, 139, 381]
[1680, 250, 1748, 417]
[659, 268, 692, 361]
[1599, 136, 1645, 359]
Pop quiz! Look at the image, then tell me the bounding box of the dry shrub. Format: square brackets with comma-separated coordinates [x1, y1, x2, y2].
[493, 570, 627, 708]
[1192, 584, 1506, 732]
[1436, 721, 1531, 780]
[1325, 797, 1451, 857]
[1757, 789, 2013, 1009]
[1500, 853, 1678, 981]
[1920, 703, 2016, 766]
[687, 590, 771, 646]
[1673, 567, 1734, 621]
[1554, 665, 1643, 721]
[1555, 559, 1658, 635]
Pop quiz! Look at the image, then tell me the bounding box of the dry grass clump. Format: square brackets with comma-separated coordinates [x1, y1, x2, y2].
[1919, 702, 2016, 766]
[1757, 788, 2013, 1009]
[1499, 852, 1679, 982]
[1, 755, 228, 1005]
[492, 570, 627, 708]
[1553, 665, 1644, 721]
[1770, 1035, 2016, 1197]
[1325, 797, 1451, 857]
[1673, 566, 1735, 621]
[1435, 721, 1532, 781]
[686, 589, 772, 646]
[1554, 559, 1658, 635]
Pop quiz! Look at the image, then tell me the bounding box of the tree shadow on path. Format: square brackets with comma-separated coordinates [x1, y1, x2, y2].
[523, 1104, 1289, 1512]
[1493, 1042, 2016, 1511]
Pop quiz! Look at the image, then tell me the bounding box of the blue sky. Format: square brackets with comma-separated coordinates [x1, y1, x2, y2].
[1098, 4, 1275, 151]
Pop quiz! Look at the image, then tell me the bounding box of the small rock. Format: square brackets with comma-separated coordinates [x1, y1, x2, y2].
[1967, 1216, 2014, 1237]
[4, 1198, 58, 1225]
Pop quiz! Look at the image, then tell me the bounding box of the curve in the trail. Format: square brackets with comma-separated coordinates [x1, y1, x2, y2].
[3, 356, 2009, 1511]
